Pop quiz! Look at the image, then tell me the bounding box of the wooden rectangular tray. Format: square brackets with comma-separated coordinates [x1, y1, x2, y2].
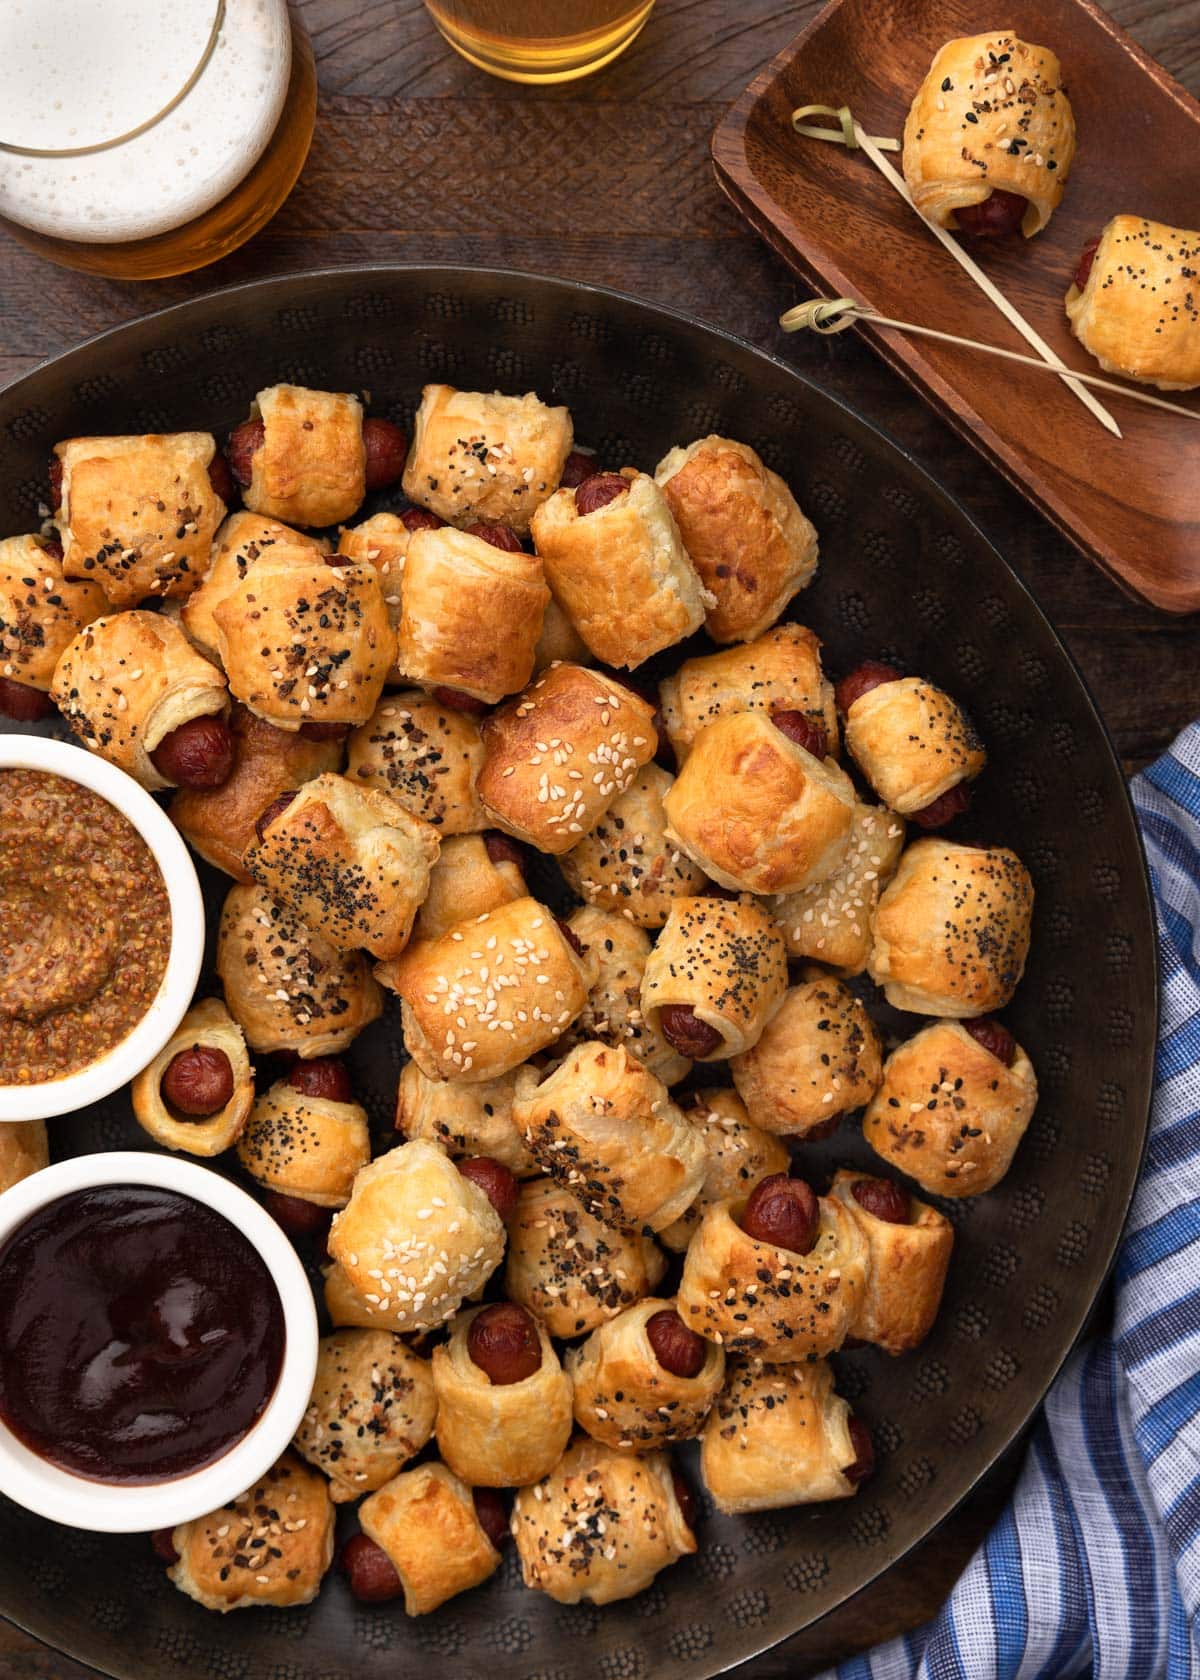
[712, 0, 1200, 612]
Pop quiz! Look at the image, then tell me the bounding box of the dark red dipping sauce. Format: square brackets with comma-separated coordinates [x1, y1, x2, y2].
[0, 1186, 284, 1485]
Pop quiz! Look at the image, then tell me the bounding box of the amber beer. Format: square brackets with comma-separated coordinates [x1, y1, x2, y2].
[424, 0, 656, 82]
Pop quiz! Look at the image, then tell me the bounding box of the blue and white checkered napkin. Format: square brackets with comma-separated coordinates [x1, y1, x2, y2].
[825, 723, 1200, 1680]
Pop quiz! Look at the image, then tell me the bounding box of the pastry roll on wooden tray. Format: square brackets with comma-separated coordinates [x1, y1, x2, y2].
[52, 610, 228, 792]
[664, 712, 855, 894]
[182, 512, 327, 662]
[395, 526, 548, 705]
[677, 1177, 867, 1360]
[0, 534, 105, 705]
[214, 547, 393, 730]
[512, 1439, 695, 1606]
[167, 1453, 334, 1612]
[568, 1297, 725, 1450]
[514, 1043, 707, 1235]
[557, 904, 691, 1086]
[237, 1077, 370, 1208]
[328, 1139, 506, 1332]
[402, 383, 572, 534]
[293, 1330, 437, 1502]
[902, 33, 1075, 238]
[216, 883, 383, 1058]
[640, 894, 788, 1063]
[432, 1303, 573, 1486]
[659, 623, 837, 766]
[477, 662, 658, 854]
[862, 1017, 1037, 1196]
[560, 762, 708, 928]
[336, 512, 414, 683]
[1066, 216, 1200, 390]
[357, 1463, 501, 1616]
[530, 469, 708, 667]
[406, 832, 526, 945]
[131, 998, 254, 1157]
[659, 1089, 789, 1254]
[838, 665, 984, 822]
[395, 1060, 538, 1177]
[700, 1358, 865, 1514]
[170, 706, 343, 883]
[829, 1169, 953, 1353]
[237, 384, 367, 528]
[654, 436, 818, 643]
[53, 431, 226, 607]
[0, 1121, 48, 1194]
[770, 800, 905, 975]
[247, 772, 439, 962]
[504, 1177, 667, 1339]
[730, 971, 882, 1137]
[386, 895, 593, 1082]
[347, 691, 486, 834]
[868, 837, 1033, 1015]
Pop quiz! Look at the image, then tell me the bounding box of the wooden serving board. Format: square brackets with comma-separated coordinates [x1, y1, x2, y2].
[712, 0, 1200, 612]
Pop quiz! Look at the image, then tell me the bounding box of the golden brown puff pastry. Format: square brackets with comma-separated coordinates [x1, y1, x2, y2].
[529, 471, 708, 668]
[700, 1357, 859, 1514]
[730, 971, 883, 1137]
[677, 1191, 867, 1360]
[358, 1462, 501, 1616]
[0, 1120, 48, 1193]
[0, 534, 106, 692]
[246, 772, 440, 963]
[513, 1043, 707, 1235]
[293, 1330, 437, 1502]
[323, 1261, 418, 1334]
[51, 611, 228, 792]
[659, 623, 837, 767]
[534, 591, 590, 671]
[513, 1439, 695, 1606]
[432, 1305, 573, 1486]
[406, 833, 526, 946]
[167, 1453, 334, 1612]
[664, 710, 856, 894]
[654, 436, 818, 644]
[659, 1090, 789, 1254]
[395, 527, 548, 706]
[387, 895, 594, 1083]
[347, 691, 485, 835]
[328, 1139, 506, 1331]
[395, 1059, 538, 1177]
[182, 512, 327, 663]
[477, 663, 659, 855]
[843, 676, 985, 815]
[236, 1077, 370, 1208]
[216, 882, 384, 1059]
[504, 1177, 668, 1339]
[337, 513, 411, 682]
[559, 762, 708, 929]
[829, 1169, 954, 1353]
[568, 1297, 725, 1451]
[640, 894, 788, 1061]
[868, 838, 1034, 1016]
[55, 432, 225, 608]
[402, 384, 573, 535]
[1066, 215, 1200, 389]
[242, 384, 366, 529]
[131, 998, 254, 1157]
[902, 34, 1075, 238]
[170, 706, 343, 884]
[557, 905, 691, 1086]
[862, 1018, 1038, 1196]
[213, 553, 392, 736]
[769, 800, 905, 976]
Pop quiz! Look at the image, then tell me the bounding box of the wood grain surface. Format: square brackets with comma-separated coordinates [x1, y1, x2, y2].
[0, 1, 1195, 1675]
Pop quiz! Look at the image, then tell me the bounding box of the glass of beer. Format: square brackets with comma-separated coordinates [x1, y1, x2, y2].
[424, 0, 657, 83]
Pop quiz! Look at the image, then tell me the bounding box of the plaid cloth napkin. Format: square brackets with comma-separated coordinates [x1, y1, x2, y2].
[825, 724, 1200, 1680]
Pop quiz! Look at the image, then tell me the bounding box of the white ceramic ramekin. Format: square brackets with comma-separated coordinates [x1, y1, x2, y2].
[0, 1151, 318, 1532]
[0, 734, 205, 1122]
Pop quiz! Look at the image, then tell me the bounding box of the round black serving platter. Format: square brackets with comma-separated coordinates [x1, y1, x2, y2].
[0, 267, 1155, 1680]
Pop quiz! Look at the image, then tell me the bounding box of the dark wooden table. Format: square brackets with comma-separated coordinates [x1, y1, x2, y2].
[0, 1, 1196, 1674]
